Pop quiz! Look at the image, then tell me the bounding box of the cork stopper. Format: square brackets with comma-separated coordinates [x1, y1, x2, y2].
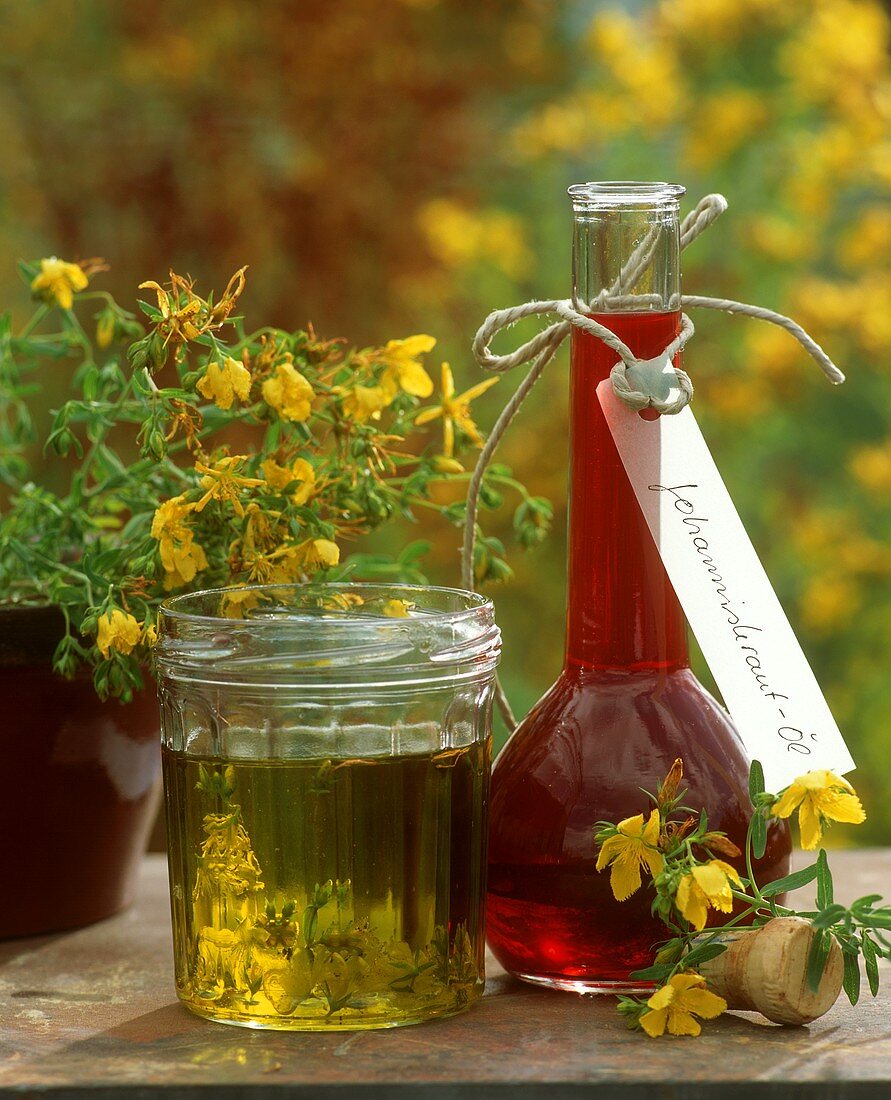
[699, 917, 843, 1025]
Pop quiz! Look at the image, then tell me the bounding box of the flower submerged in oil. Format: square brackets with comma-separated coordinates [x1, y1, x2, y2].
[163, 744, 488, 1029]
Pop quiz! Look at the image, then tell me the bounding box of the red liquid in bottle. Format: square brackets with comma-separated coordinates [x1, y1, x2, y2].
[486, 311, 791, 991]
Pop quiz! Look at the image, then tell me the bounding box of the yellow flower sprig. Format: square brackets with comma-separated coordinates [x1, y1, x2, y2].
[5, 259, 549, 698]
[600, 759, 885, 1039]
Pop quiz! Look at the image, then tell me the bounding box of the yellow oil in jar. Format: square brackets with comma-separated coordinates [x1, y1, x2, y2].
[162, 740, 489, 1029]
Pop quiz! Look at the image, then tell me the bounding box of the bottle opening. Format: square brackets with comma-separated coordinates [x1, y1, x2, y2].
[568, 181, 685, 211]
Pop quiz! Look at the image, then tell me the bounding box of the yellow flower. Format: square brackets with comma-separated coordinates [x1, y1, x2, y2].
[138, 276, 203, 344]
[296, 538, 340, 570]
[381, 598, 411, 618]
[639, 973, 727, 1038]
[595, 809, 664, 901]
[676, 860, 742, 931]
[151, 494, 194, 543]
[261, 362, 314, 421]
[194, 810, 265, 900]
[138, 268, 246, 353]
[432, 455, 464, 474]
[264, 538, 340, 583]
[322, 951, 369, 1006]
[414, 363, 499, 457]
[141, 618, 159, 647]
[197, 357, 252, 410]
[96, 609, 142, 658]
[772, 770, 865, 850]
[379, 335, 436, 399]
[263, 950, 321, 1015]
[339, 383, 391, 423]
[194, 456, 264, 518]
[30, 257, 89, 310]
[163, 541, 210, 591]
[261, 457, 316, 504]
[151, 494, 208, 590]
[96, 311, 116, 348]
[219, 587, 263, 619]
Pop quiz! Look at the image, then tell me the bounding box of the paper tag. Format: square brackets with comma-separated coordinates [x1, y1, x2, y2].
[597, 373, 855, 790]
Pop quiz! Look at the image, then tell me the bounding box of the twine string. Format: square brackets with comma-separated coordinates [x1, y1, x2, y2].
[464, 193, 845, 731]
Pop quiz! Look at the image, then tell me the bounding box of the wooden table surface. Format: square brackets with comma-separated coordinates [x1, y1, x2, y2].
[1, 852, 889, 1099]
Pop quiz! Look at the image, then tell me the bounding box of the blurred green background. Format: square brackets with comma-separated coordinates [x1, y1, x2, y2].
[2, 0, 889, 839]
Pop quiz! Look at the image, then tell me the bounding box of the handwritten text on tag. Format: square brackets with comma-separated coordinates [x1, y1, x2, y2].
[597, 374, 855, 790]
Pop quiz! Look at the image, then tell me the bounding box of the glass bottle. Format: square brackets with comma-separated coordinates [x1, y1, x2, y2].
[486, 182, 791, 993]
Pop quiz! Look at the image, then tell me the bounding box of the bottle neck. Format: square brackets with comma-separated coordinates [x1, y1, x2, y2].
[564, 309, 689, 673]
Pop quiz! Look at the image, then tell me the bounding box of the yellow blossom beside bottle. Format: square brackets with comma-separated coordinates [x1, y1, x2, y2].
[596, 760, 883, 1039]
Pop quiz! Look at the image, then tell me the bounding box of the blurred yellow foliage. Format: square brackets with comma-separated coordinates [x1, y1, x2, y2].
[780, 0, 891, 111]
[745, 216, 815, 264]
[684, 90, 768, 171]
[800, 575, 860, 634]
[659, 0, 786, 38]
[840, 208, 891, 270]
[850, 444, 891, 494]
[417, 200, 532, 279]
[585, 8, 685, 129]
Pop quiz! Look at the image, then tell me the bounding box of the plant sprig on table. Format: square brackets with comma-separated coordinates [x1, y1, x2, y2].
[0, 257, 550, 699]
[595, 760, 889, 1037]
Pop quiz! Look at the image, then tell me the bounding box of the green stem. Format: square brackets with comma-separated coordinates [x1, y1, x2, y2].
[18, 305, 50, 339]
[745, 810, 767, 907]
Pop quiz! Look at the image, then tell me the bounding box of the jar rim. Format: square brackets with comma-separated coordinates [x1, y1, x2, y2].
[161, 581, 493, 626]
[155, 582, 500, 689]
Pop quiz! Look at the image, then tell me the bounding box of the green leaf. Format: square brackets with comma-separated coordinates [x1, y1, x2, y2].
[653, 938, 684, 965]
[861, 932, 880, 997]
[751, 811, 767, 860]
[627, 963, 673, 982]
[816, 850, 834, 909]
[862, 911, 891, 931]
[398, 539, 432, 564]
[842, 949, 861, 1005]
[759, 863, 819, 898]
[851, 895, 884, 917]
[748, 759, 765, 801]
[806, 928, 832, 993]
[682, 942, 728, 969]
[811, 903, 847, 930]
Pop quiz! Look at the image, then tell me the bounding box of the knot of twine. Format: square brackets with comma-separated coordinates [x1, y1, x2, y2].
[464, 192, 846, 731]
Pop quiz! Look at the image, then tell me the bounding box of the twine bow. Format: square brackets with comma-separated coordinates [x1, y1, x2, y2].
[464, 193, 846, 731]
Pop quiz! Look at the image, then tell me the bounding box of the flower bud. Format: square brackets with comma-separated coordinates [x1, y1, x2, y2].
[658, 757, 685, 807]
[96, 310, 116, 349]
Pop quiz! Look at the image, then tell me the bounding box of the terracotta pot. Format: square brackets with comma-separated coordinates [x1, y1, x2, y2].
[0, 605, 161, 938]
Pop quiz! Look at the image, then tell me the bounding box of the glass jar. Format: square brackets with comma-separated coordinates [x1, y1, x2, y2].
[154, 582, 500, 1030]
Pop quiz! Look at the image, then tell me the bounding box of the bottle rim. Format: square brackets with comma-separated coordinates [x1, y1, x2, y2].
[568, 180, 685, 209]
[155, 582, 501, 689]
